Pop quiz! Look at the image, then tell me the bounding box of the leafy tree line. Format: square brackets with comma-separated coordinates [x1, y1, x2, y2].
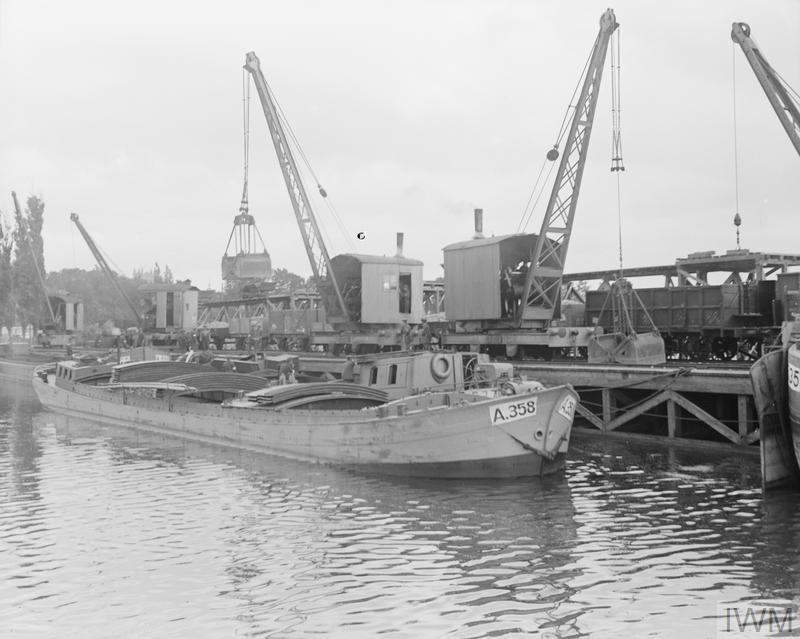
[0, 195, 175, 334]
[0, 194, 311, 336]
[0, 194, 48, 333]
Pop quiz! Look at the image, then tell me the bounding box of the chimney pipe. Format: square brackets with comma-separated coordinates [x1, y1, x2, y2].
[396, 232, 404, 257]
[472, 208, 485, 239]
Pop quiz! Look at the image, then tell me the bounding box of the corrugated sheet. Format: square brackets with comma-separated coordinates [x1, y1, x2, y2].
[339, 253, 424, 266]
[442, 233, 523, 252]
[444, 243, 500, 320]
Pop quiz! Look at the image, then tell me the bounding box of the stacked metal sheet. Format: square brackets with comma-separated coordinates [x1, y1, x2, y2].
[111, 361, 210, 383]
[246, 382, 387, 405]
[161, 372, 271, 394]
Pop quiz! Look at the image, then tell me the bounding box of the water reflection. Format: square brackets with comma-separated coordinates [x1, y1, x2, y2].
[1, 383, 797, 638]
[31, 412, 582, 637]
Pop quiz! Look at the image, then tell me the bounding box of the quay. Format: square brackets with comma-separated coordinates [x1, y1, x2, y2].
[515, 360, 759, 448]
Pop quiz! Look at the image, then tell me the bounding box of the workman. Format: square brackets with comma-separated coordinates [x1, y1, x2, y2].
[500, 265, 515, 317]
[342, 356, 356, 382]
[278, 360, 291, 384]
[418, 318, 432, 350]
[399, 284, 411, 314]
[398, 319, 411, 350]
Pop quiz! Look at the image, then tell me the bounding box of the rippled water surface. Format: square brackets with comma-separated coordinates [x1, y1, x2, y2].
[2, 382, 799, 638]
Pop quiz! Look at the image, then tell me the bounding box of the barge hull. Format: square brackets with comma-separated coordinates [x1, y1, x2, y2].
[32, 375, 574, 479]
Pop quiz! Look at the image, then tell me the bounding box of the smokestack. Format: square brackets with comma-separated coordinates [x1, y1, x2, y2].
[396, 232, 404, 257]
[472, 208, 485, 239]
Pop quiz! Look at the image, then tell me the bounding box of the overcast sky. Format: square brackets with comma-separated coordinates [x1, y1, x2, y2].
[1, 0, 798, 290]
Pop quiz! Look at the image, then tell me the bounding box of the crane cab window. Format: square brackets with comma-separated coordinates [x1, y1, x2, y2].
[388, 364, 398, 385]
[369, 366, 378, 385]
[399, 274, 412, 314]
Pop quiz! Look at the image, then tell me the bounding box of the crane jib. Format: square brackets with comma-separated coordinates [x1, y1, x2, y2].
[243, 51, 349, 322]
[516, 9, 618, 328]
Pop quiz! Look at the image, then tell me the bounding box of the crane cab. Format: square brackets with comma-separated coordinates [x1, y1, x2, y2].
[329, 254, 424, 325]
[443, 233, 538, 325]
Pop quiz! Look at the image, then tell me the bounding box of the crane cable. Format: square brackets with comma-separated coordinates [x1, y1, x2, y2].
[731, 43, 742, 246]
[240, 68, 250, 216]
[516, 159, 556, 233]
[517, 35, 597, 233]
[267, 80, 356, 253]
[610, 28, 625, 278]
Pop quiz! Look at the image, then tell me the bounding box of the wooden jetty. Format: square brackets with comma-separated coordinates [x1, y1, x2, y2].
[514, 360, 760, 447]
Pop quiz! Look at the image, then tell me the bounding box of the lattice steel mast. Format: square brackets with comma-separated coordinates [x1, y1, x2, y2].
[70, 213, 142, 326]
[731, 22, 800, 158]
[517, 9, 618, 327]
[243, 52, 348, 320]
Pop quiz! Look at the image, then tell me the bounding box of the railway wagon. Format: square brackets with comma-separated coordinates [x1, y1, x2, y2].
[584, 281, 777, 360]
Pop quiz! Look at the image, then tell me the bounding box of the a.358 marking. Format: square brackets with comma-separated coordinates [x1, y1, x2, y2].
[491, 398, 537, 425]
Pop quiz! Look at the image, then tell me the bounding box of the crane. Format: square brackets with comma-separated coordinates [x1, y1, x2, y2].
[731, 22, 800, 158]
[243, 52, 349, 323]
[70, 213, 142, 327]
[516, 8, 619, 328]
[12, 191, 56, 326]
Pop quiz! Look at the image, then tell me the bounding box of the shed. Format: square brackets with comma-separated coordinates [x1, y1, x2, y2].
[330, 254, 424, 324]
[443, 233, 537, 321]
[140, 282, 199, 331]
[48, 292, 84, 332]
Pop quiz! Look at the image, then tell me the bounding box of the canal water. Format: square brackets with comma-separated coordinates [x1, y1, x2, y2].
[2, 381, 799, 638]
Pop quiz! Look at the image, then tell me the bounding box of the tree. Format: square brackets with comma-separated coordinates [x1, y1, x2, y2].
[12, 194, 49, 329]
[47, 267, 147, 328]
[271, 268, 308, 292]
[0, 213, 13, 332]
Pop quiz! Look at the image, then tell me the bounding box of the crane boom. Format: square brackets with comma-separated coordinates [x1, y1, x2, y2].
[243, 52, 348, 321]
[69, 213, 142, 326]
[12, 191, 56, 324]
[731, 22, 800, 158]
[517, 8, 618, 327]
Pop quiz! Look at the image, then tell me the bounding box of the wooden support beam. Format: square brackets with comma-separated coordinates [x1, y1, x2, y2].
[606, 390, 672, 431]
[667, 390, 741, 444]
[667, 400, 678, 437]
[576, 403, 605, 430]
[601, 388, 614, 425]
[737, 395, 750, 438]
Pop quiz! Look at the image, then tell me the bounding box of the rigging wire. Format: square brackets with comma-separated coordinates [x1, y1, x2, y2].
[770, 67, 800, 102]
[240, 68, 251, 216]
[555, 38, 597, 148]
[268, 81, 356, 253]
[610, 28, 625, 277]
[773, 66, 800, 104]
[516, 35, 597, 233]
[517, 160, 557, 233]
[731, 44, 742, 227]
